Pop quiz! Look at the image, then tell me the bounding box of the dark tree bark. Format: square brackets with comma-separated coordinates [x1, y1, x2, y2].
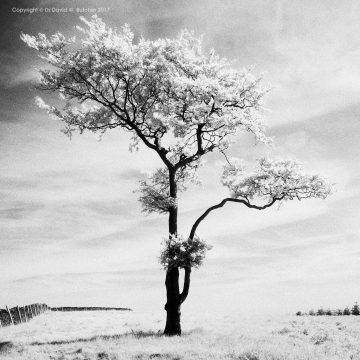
[164, 170, 185, 336]
[164, 267, 181, 335]
[164, 266, 192, 336]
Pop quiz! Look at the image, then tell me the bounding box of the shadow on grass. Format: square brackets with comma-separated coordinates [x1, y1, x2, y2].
[30, 328, 204, 347]
[0, 342, 14, 354]
[30, 330, 164, 346]
[135, 354, 182, 360]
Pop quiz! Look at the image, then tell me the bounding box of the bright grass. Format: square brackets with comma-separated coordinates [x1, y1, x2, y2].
[1, 310, 360, 359]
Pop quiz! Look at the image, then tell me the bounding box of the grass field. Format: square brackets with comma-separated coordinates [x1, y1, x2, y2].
[1, 310, 360, 359]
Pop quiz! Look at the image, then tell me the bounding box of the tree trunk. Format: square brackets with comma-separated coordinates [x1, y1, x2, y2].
[164, 267, 181, 335]
[164, 170, 182, 336]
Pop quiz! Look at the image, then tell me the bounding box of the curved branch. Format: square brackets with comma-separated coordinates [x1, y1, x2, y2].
[189, 196, 284, 240]
[180, 267, 191, 304]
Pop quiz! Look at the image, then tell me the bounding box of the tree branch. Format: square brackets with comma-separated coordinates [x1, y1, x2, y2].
[180, 266, 191, 304]
[189, 196, 284, 240]
[62, 68, 173, 170]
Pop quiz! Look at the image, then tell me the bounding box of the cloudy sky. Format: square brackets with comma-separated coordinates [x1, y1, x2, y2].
[1, 0, 360, 318]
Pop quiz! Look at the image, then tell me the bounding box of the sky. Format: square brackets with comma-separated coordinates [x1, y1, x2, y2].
[1, 0, 360, 319]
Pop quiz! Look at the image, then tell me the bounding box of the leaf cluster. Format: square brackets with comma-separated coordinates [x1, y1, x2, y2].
[159, 234, 212, 269]
[221, 158, 332, 204]
[136, 164, 201, 214]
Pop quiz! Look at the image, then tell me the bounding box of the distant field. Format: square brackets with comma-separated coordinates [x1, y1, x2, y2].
[1, 310, 360, 359]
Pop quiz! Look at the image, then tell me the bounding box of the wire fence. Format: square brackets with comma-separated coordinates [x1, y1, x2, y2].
[0, 303, 49, 327]
[0, 304, 132, 328]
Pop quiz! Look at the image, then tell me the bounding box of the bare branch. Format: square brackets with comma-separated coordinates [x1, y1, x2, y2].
[189, 196, 283, 240]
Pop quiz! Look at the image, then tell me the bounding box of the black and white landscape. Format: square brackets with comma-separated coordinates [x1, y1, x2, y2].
[1, 0, 360, 359]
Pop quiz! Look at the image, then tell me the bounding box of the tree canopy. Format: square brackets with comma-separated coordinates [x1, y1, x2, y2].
[21, 15, 331, 225]
[21, 16, 269, 167]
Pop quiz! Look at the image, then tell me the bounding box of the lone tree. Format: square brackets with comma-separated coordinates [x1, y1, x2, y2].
[21, 16, 331, 336]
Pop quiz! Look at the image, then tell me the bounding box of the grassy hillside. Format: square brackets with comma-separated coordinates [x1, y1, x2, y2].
[1, 310, 360, 359]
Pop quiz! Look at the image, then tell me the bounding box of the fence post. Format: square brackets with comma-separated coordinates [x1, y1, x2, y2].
[17, 306, 23, 323]
[23, 306, 28, 322]
[6, 306, 14, 326]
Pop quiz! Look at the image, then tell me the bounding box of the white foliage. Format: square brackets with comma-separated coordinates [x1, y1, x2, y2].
[221, 158, 332, 203]
[136, 165, 201, 214]
[159, 233, 212, 269]
[137, 168, 176, 214]
[21, 16, 271, 165]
